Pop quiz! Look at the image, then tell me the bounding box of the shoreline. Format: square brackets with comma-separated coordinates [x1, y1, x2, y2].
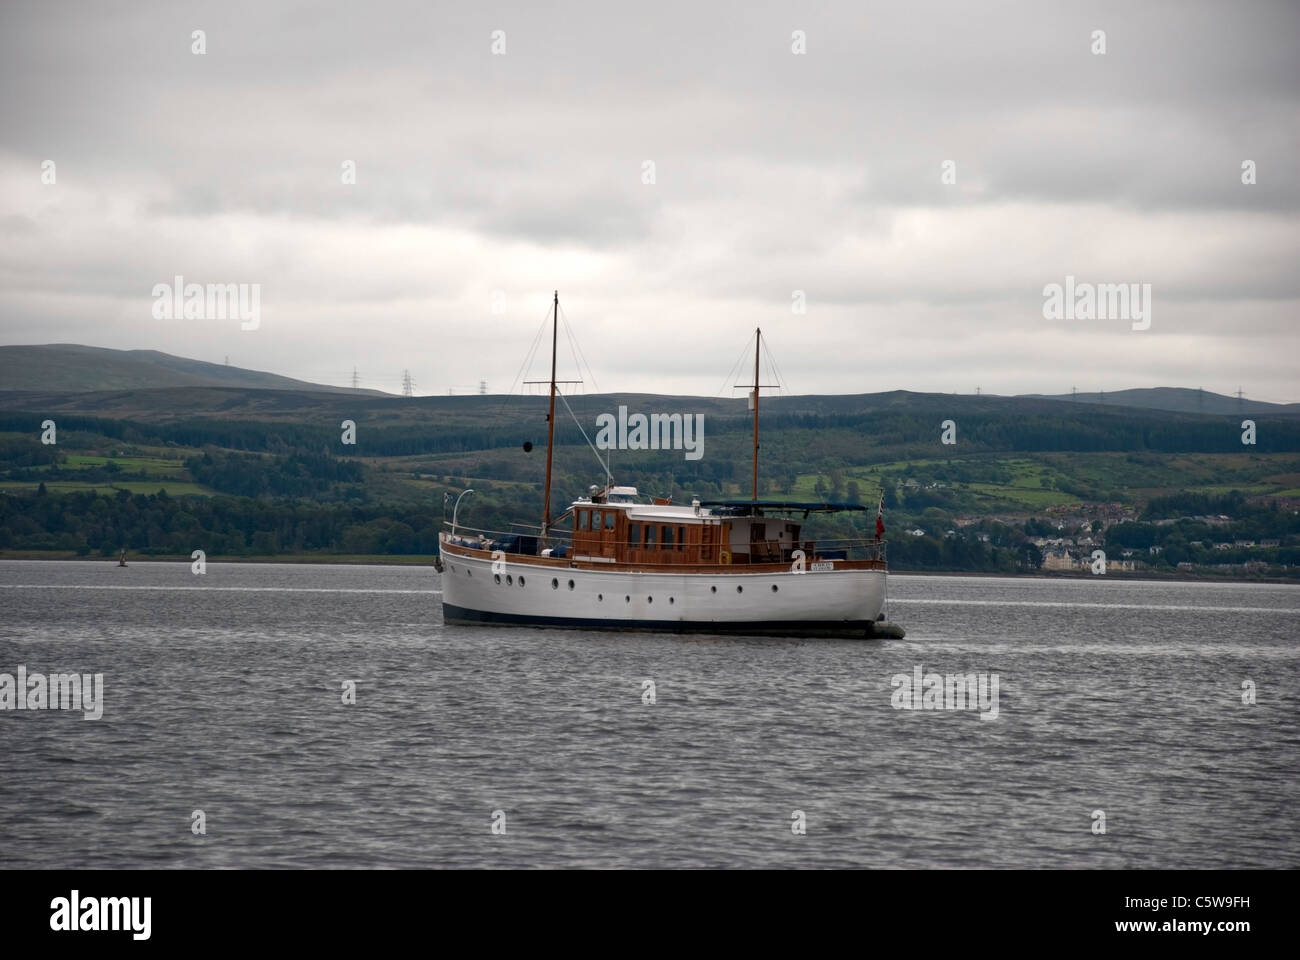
[1, 551, 1295, 584]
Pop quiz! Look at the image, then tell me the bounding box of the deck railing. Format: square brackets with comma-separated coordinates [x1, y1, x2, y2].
[442, 523, 887, 566]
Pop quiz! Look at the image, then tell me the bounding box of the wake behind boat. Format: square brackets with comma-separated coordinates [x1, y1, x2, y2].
[437, 293, 901, 639]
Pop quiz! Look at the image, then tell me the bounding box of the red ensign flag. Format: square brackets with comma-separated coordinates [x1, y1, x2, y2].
[876, 494, 885, 538]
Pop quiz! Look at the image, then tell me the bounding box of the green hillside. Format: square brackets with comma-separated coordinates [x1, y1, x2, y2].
[0, 344, 390, 396]
[1022, 386, 1300, 416]
[2, 377, 1299, 577]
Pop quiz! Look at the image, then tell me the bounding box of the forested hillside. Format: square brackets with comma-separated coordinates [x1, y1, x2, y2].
[2, 384, 1298, 576]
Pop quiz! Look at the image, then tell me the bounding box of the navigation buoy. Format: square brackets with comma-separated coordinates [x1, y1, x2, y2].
[118, 550, 127, 568]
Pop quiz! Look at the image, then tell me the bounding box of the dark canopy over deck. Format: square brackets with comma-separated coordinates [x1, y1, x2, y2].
[699, 500, 870, 518]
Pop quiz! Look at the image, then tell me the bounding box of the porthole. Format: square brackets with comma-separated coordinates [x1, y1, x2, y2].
[506, 574, 513, 585]
[625, 595, 631, 603]
[648, 596, 653, 604]
[494, 573, 501, 584]
[568, 580, 575, 590]
[467, 569, 472, 576]
[771, 584, 778, 592]
[669, 597, 674, 604]
[552, 578, 559, 589]
[710, 585, 717, 594]
[518, 576, 525, 587]
[737, 585, 743, 593]
[598, 593, 604, 601]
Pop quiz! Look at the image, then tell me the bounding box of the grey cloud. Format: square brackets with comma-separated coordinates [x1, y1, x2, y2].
[0, 0, 1296, 401]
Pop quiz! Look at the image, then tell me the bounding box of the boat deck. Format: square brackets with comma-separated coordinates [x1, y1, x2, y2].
[439, 537, 887, 573]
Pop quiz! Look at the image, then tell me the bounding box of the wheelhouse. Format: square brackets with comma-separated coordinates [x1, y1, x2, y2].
[444, 486, 885, 571]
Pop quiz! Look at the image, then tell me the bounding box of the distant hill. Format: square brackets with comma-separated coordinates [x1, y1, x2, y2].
[0, 384, 1218, 426]
[3, 345, 1295, 418]
[1020, 387, 1300, 416]
[0, 344, 391, 396]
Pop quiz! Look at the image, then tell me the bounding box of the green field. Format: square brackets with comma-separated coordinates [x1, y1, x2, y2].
[0, 480, 211, 495]
[966, 482, 1079, 508]
[64, 454, 187, 475]
[780, 451, 1300, 511]
[1188, 483, 1289, 497]
[788, 456, 1080, 508]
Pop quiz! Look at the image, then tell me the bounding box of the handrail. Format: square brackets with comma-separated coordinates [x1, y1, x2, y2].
[442, 522, 887, 564]
[442, 523, 886, 550]
[442, 522, 573, 542]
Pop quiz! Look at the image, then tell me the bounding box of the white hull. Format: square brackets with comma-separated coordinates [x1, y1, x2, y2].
[440, 549, 887, 637]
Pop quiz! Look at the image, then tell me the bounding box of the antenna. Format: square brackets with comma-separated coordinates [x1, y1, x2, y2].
[351, 367, 360, 391]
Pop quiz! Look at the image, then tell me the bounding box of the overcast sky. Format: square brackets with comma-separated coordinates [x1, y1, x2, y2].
[1, 1, 1297, 400]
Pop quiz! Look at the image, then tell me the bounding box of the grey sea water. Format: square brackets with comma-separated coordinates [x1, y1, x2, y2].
[0, 559, 1296, 869]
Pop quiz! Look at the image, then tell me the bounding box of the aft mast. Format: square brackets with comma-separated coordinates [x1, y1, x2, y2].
[542, 291, 559, 539]
[752, 328, 760, 501]
[738, 327, 777, 502]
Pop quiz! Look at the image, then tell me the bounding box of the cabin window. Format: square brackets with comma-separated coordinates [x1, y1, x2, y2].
[603, 512, 615, 530]
[645, 525, 657, 549]
[662, 526, 674, 548]
[677, 526, 686, 551]
[577, 511, 588, 531]
[629, 524, 641, 547]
